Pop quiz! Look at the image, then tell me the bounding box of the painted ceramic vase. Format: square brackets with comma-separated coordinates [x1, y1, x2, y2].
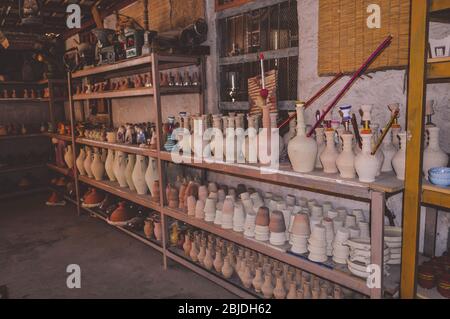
[91, 150, 105, 181]
[125, 154, 136, 191]
[354, 133, 378, 182]
[423, 127, 448, 179]
[288, 103, 318, 172]
[113, 151, 128, 187]
[336, 133, 356, 179]
[320, 130, 339, 173]
[105, 149, 116, 181]
[132, 155, 148, 195]
[76, 147, 86, 176]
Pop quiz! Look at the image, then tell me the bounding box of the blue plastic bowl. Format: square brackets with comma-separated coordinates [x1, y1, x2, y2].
[428, 167, 450, 179]
[429, 175, 450, 187]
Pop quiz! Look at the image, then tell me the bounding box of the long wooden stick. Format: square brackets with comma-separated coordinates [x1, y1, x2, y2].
[277, 72, 343, 129]
[351, 113, 363, 149]
[306, 35, 393, 137]
[371, 110, 399, 155]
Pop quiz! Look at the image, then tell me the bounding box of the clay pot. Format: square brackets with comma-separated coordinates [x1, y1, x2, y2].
[203, 246, 214, 270]
[105, 149, 116, 181]
[132, 155, 148, 195]
[336, 133, 356, 179]
[76, 148, 87, 176]
[110, 202, 134, 223]
[320, 130, 339, 174]
[168, 187, 179, 209]
[255, 207, 270, 226]
[417, 264, 436, 289]
[269, 210, 286, 233]
[437, 273, 450, 298]
[91, 151, 105, 181]
[183, 233, 192, 256]
[288, 103, 318, 173]
[354, 134, 378, 183]
[144, 219, 154, 239]
[151, 181, 160, 203]
[82, 188, 105, 207]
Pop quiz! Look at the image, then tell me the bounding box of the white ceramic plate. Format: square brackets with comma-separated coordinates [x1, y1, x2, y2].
[384, 226, 402, 242]
[347, 264, 370, 278]
[345, 237, 371, 250]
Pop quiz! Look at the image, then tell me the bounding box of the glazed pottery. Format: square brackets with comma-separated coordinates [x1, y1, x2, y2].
[392, 132, 407, 180]
[64, 145, 74, 169]
[132, 155, 148, 195]
[84, 147, 94, 178]
[76, 148, 86, 176]
[288, 103, 318, 173]
[336, 133, 356, 178]
[381, 129, 396, 172]
[113, 151, 128, 187]
[320, 130, 339, 173]
[125, 154, 136, 190]
[423, 127, 448, 179]
[354, 133, 378, 183]
[91, 150, 105, 181]
[105, 149, 116, 181]
[145, 157, 159, 196]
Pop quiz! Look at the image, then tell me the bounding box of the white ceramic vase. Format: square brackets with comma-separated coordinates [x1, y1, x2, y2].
[288, 103, 318, 173]
[145, 156, 159, 197]
[336, 133, 356, 179]
[125, 154, 136, 190]
[423, 127, 448, 179]
[76, 147, 86, 176]
[64, 145, 74, 169]
[354, 134, 378, 182]
[320, 130, 339, 173]
[105, 149, 116, 181]
[113, 151, 128, 187]
[83, 147, 94, 178]
[132, 155, 148, 195]
[91, 151, 105, 181]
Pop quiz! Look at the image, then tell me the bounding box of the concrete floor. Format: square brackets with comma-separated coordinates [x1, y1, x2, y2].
[0, 193, 235, 299]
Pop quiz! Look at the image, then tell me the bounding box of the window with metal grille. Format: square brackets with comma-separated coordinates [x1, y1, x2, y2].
[217, 0, 298, 111]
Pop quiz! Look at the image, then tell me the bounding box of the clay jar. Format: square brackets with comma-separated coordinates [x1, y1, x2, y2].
[167, 186, 179, 209]
[336, 133, 356, 179]
[105, 149, 116, 181]
[76, 148, 86, 176]
[144, 219, 154, 239]
[269, 210, 286, 233]
[288, 103, 318, 173]
[255, 207, 270, 226]
[354, 133, 378, 183]
[132, 155, 148, 195]
[320, 130, 339, 173]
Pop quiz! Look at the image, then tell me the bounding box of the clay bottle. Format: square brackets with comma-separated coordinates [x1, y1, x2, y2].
[336, 133, 356, 178]
[261, 273, 274, 299]
[273, 275, 287, 299]
[320, 129, 339, 173]
[354, 133, 378, 182]
[423, 127, 448, 178]
[189, 237, 199, 262]
[203, 245, 214, 271]
[105, 149, 116, 181]
[221, 256, 234, 279]
[252, 267, 264, 293]
[91, 149, 105, 181]
[132, 155, 148, 195]
[76, 147, 86, 176]
[288, 102, 318, 172]
[213, 249, 224, 273]
[83, 147, 94, 178]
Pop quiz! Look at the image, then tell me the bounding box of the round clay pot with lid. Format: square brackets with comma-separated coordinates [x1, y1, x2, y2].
[82, 188, 105, 208]
[109, 202, 135, 225]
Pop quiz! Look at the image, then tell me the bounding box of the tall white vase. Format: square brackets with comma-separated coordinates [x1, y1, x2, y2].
[83, 147, 94, 178]
[336, 133, 356, 179]
[113, 151, 128, 187]
[64, 145, 74, 169]
[381, 130, 396, 173]
[288, 103, 318, 173]
[423, 127, 448, 179]
[354, 134, 378, 183]
[76, 147, 86, 176]
[315, 127, 325, 169]
[125, 154, 136, 191]
[105, 149, 116, 181]
[132, 155, 148, 195]
[145, 156, 159, 197]
[91, 150, 105, 181]
[392, 132, 407, 180]
[320, 130, 339, 173]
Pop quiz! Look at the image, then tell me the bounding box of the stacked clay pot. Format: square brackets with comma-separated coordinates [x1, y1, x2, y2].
[269, 210, 287, 245]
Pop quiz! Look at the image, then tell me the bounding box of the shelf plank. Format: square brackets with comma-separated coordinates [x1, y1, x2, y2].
[44, 132, 73, 142]
[76, 138, 158, 157]
[427, 57, 450, 81]
[0, 133, 45, 141]
[163, 206, 371, 296]
[46, 163, 72, 176]
[79, 175, 160, 211]
[430, 0, 450, 22]
[72, 86, 200, 100]
[159, 151, 403, 199]
[0, 163, 46, 174]
[422, 180, 450, 209]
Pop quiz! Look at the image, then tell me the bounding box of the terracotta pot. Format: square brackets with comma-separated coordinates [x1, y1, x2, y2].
[105, 149, 116, 181]
[110, 202, 134, 222]
[144, 219, 154, 239]
[151, 181, 160, 203]
[82, 188, 105, 207]
[153, 220, 162, 241]
[255, 207, 270, 226]
[76, 148, 87, 176]
[269, 210, 286, 233]
[437, 273, 450, 298]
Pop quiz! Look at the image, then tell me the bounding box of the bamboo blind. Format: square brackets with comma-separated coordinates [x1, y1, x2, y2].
[318, 0, 410, 75]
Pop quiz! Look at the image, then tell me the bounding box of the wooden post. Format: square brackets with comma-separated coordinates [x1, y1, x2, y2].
[370, 191, 385, 299]
[48, 80, 56, 129]
[401, 0, 430, 299]
[151, 53, 168, 269]
[423, 207, 438, 257]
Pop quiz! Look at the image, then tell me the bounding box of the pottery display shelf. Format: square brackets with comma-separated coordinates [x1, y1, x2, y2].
[76, 138, 158, 158]
[427, 57, 450, 82]
[46, 163, 73, 177]
[48, 186, 77, 205]
[422, 179, 450, 210]
[44, 132, 73, 142]
[78, 175, 160, 211]
[158, 151, 404, 200]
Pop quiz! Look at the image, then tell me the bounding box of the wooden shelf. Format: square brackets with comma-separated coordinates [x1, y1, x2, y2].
[427, 57, 450, 81]
[422, 180, 450, 209]
[159, 151, 403, 200]
[430, 0, 450, 22]
[0, 163, 45, 174]
[0, 133, 45, 141]
[0, 79, 65, 85]
[46, 163, 72, 176]
[79, 175, 160, 211]
[72, 86, 200, 100]
[76, 138, 158, 157]
[44, 132, 73, 142]
[72, 54, 199, 79]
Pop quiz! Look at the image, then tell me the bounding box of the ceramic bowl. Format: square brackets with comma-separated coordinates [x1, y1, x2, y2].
[429, 167, 450, 178]
[429, 175, 450, 187]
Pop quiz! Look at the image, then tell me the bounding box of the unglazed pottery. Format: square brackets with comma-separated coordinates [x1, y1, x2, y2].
[315, 127, 325, 168]
[336, 133, 356, 179]
[105, 149, 116, 181]
[132, 155, 148, 195]
[145, 157, 159, 196]
[125, 154, 136, 190]
[252, 267, 264, 292]
[288, 103, 318, 173]
[320, 130, 339, 173]
[392, 132, 407, 180]
[381, 129, 396, 172]
[354, 134, 378, 183]
[84, 147, 94, 178]
[113, 151, 128, 187]
[423, 127, 448, 179]
[261, 274, 274, 299]
[76, 147, 86, 176]
[64, 145, 74, 169]
[91, 150, 105, 181]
